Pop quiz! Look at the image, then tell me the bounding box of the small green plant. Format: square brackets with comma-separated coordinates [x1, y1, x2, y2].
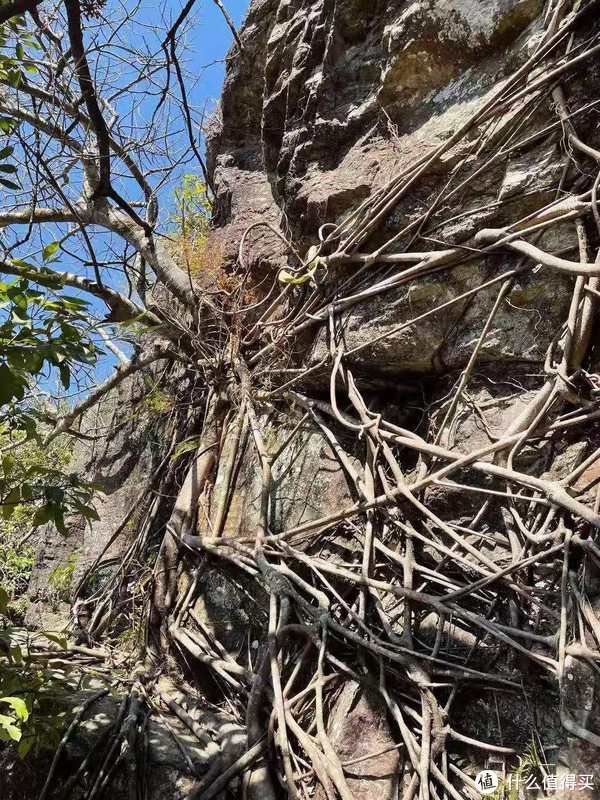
[0, 588, 30, 751]
[142, 387, 173, 416]
[0, 418, 98, 539]
[167, 174, 233, 288]
[0, 587, 71, 757]
[6, 595, 29, 624]
[0, 541, 34, 597]
[170, 173, 211, 237]
[48, 555, 77, 604]
[0, 694, 29, 744]
[486, 740, 544, 800]
[0, 429, 89, 616]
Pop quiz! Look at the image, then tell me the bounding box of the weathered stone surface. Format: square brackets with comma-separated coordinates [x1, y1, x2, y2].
[207, 0, 286, 273]
[310, 254, 573, 378]
[193, 409, 354, 653]
[314, 682, 401, 800]
[219, 410, 354, 538]
[192, 563, 268, 654]
[202, 0, 598, 788]
[210, 0, 578, 384]
[26, 363, 176, 628]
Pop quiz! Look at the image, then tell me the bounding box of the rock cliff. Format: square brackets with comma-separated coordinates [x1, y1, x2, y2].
[17, 0, 600, 798]
[205, 0, 600, 794]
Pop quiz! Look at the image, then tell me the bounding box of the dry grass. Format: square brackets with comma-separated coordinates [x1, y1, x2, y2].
[169, 234, 229, 288]
[169, 233, 262, 305]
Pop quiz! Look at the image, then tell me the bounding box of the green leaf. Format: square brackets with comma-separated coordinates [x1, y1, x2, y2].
[6, 70, 22, 88]
[60, 295, 88, 309]
[0, 164, 17, 173]
[42, 241, 60, 262]
[21, 350, 43, 374]
[1, 697, 29, 723]
[31, 505, 52, 528]
[10, 306, 29, 324]
[71, 498, 99, 521]
[0, 146, 14, 160]
[0, 715, 22, 742]
[44, 486, 64, 504]
[2, 454, 15, 476]
[41, 633, 68, 650]
[171, 436, 203, 461]
[54, 511, 66, 536]
[1, 487, 20, 519]
[58, 362, 70, 390]
[0, 364, 26, 405]
[17, 736, 34, 758]
[0, 179, 20, 190]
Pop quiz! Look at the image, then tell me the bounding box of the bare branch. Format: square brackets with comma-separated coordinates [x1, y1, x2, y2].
[44, 344, 185, 444]
[0, 258, 161, 325]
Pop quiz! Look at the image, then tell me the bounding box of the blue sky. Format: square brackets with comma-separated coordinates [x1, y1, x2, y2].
[58, 0, 251, 385]
[124, 0, 249, 206]
[166, 0, 249, 199]
[133, 0, 249, 153]
[179, 0, 249, 104]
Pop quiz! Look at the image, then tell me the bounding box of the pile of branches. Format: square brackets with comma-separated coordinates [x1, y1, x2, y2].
[7, 0, 600, 798]
[145, 4, 600, 797]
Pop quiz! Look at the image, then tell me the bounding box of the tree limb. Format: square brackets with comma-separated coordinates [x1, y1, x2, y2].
[0, 258, 161, 325]
[0, 203, 202, 310]
[44, 344, 184, 444]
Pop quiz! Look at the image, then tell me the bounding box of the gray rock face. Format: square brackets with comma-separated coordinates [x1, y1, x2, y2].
[209, 0, 578, 382]
[218, 410, 354, 538]
[26, 364, 175, 629]
[310, 254, 573, 377]
[207, 0, 286, 273]
[261, 0, 543, 219]
[192, 410, 354, 652]
[1, 679, 226, 800]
